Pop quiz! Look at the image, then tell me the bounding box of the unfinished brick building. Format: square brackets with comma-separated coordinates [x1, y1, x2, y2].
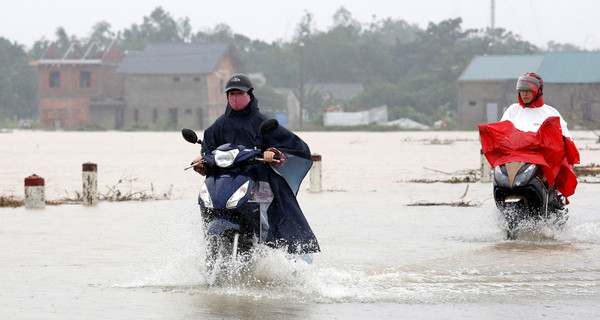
[33, 41, 124, 129]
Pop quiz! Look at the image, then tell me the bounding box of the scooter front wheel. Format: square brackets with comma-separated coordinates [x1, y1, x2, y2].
[205, 231, 249, 273]
[503, 201, 525, 240]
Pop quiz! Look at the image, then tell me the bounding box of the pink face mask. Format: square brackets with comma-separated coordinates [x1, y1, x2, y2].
[229, 94, 251, 111]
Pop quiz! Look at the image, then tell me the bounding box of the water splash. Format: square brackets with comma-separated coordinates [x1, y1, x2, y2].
[112, 201, 600, 304]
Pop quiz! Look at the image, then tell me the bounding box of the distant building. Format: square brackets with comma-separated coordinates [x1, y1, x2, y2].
[457, 52, 600, 129]
[323, 105, 388, 126]
[274, 82, 363, 127]
[312, 82, 363, 102]
[33, 41, 124, 129]
[273, 87, 300, 127]
[116, 42, 243, 130]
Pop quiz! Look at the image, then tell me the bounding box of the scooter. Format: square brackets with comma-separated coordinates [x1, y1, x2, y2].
[182, 119, 280, 272]
[493, 161, 567, 240]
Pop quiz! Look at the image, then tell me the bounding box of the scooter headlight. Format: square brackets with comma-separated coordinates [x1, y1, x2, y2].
[226, 181, 250, 209]
[199, 183, 213, 208]
[494, 166, 509, 186]
[214, 149, 239, 168]
[523, 163, 536, 174]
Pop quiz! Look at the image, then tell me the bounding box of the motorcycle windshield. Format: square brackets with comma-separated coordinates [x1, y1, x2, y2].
[271, 153, 312, 195]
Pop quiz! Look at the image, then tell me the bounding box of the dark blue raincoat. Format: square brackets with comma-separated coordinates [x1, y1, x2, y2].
[201, 96, 320, 254]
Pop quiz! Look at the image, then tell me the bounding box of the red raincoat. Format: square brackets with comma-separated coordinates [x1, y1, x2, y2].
[479, 117, 580, 198]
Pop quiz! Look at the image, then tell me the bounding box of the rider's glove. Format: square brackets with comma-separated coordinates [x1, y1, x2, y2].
[266, 147, 287, 168]
[193, 163, 207, 176]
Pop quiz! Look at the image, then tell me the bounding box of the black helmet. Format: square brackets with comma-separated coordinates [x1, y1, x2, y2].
[225, 74, 253, 93]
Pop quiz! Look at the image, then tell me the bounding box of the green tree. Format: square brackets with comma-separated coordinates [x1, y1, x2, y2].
[89, 21, 116, 49]
[119, 7, 185, 50]
[253, 85, 287, 115]
[546, 40, 581, 52]
[0, 38, 38, 121]
[55, 27, 72, 52]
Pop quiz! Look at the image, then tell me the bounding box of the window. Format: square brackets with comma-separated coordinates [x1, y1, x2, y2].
[49, 71, 60, 88]
[169, 108, 178, 125]
[173, 77, 180, 82]
[80, 71, 91, 88]
[153, 109, 158, 123]
[582, 103, 593, 120]
[193, 76, 200, 82]
[469, 101, 477, 106]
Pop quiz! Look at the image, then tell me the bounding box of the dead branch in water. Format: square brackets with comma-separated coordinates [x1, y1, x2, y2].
[408, 185, 480, 207]
[411, 167, 479, 183]
[407, 200, 478, 207]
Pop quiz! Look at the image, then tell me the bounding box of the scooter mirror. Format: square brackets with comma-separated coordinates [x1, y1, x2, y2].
[259, 119, 279, 136]
[181, 128, 201, 144]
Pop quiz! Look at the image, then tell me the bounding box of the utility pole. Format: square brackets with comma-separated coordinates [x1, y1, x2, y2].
[299, 41, 304, 127]
[491, 0, 496, 30]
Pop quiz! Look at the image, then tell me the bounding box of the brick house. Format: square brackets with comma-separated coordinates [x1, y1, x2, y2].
[33, 41, 124, 129]
[457, 52, 600, 129]
[116, 42, 243, 130]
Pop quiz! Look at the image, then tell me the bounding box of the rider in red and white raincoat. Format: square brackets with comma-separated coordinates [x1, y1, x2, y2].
[479, 73, 580, 203]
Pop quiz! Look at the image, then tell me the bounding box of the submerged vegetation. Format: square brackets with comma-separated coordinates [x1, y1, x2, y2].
[0, 176, 174, 207]
[0, 196, 24, 208]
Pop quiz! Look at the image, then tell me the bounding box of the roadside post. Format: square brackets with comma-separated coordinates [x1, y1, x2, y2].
[310, 154, 322, 193]
[480, 149, 492, 182]
[24, 174, 45, 208]
[82, 162, 98, 205]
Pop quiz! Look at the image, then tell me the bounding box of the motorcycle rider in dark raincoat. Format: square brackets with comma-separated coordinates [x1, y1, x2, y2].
[191, 74, 320, 256]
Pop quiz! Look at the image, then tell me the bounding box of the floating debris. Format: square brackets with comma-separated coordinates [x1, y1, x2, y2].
[574, 164, 600, 177]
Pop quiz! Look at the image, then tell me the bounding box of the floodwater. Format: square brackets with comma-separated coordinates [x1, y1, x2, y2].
[1, 129, 600, 319]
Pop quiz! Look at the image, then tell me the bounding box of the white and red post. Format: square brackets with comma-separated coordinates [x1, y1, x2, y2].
[24, 174, 45, 208]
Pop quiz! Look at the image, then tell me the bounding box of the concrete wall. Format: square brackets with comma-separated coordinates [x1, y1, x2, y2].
[122, 74, 209, 130]
[544, 83, 600, 127]
[458, 80, 600, 129]
[457, 80, 514, 129]
[121, 52, 240, 131]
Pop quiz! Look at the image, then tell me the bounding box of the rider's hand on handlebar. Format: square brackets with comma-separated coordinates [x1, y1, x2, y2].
[191, 155, 206, 175]
[263, 151, 275, 163]
[264, 147, 287, 168]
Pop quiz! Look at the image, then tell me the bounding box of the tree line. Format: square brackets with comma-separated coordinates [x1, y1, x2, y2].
[0, 6, 586, 128]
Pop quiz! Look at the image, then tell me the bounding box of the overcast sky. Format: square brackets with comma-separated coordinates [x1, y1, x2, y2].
[2, 0, 600, 50]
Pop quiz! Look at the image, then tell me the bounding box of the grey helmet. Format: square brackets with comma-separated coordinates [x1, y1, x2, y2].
[225, 73, 253, 94]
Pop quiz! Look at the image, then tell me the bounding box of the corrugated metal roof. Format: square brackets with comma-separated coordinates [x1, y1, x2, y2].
[117, 42, 230, 74]
[458, 55, 544, 81]
[538, 52, 600, 83]
[458, 52, 600, 83]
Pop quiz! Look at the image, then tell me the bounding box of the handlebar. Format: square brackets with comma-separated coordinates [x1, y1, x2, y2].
[184, 160, 206, 171]
[254, 157, 281, 163]
[184, 157, 279, 171]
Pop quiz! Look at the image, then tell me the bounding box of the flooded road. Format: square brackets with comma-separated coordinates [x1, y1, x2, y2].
[1, 130, 599, 319]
